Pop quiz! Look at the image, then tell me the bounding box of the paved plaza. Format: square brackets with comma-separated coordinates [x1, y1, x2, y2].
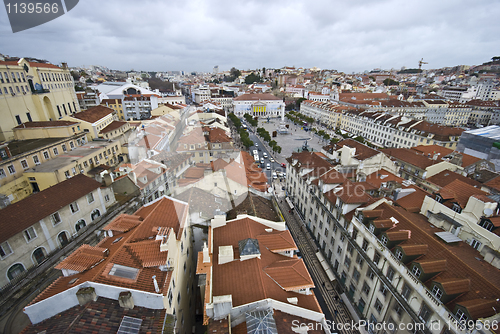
[257, 118, 331, 164]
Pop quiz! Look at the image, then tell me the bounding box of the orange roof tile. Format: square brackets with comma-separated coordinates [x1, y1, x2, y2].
[54, 245, 108, 272]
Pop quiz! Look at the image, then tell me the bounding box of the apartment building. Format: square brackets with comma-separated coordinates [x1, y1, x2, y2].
[197, 214, 329, 333]
[0, 174, 115, 289]
[123, 95, 159, 120]
[233, 93, 285, 119]
[101, 98, 124, 120]
[340, 110, 464, 149]
[23, 195, 194, 334]
[299, 100, 351, 128]
[421, 179, 500, 268]
[0, 124, 88, 203]
[23, 139, 127, 192]
[176, 127, 235, 164]
[62, 105, 118, 140]
[0, 58, 80, 141]
[285, 151, 500, 334]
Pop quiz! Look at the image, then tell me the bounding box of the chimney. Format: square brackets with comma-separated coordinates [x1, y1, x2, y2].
[118, 291, 134, 309]
[152, 275, 160, 293]
[218, 246, 234, 265]
[203, 242, 210, 263]
[76, 286, 97, 306]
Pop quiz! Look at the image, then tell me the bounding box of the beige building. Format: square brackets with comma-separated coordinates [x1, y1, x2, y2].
[0, 58, 80, 141]
[101, 98, 124, 120]
[0, 124, 88, 203]
[62, 105, 118, 140]
[23, 139, 127, 192]
[0, 174, 115, 289]
[23, 195, 194, 334]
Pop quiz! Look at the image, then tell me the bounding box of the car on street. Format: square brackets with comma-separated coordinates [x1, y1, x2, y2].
[255, 143, 258, 147]
[266, 163, 270, 170]
[260, 158, 264, 164]
[272, 172, 277, 179]
[280, 163, 286, 168]
[269, 157, 275, 162]
[263, 152, 268, 158]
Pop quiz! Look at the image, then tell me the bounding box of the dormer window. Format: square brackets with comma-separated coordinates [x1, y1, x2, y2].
[412, 265, 421, 278]
[455, 309, 468, 322]
[431, 285, 443, 300]
[452, 203, 462, 213]
[381, 235, 388, 246]
[435, 194, 443, 203]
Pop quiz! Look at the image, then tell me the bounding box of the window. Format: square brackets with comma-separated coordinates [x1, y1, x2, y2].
[24, 227, 37, 242]
[362, 282, 371, 295]
[431, 285, 443, 300]
[419, 303, 432, 323]
[337, 246, 342, 254]
[51, 212, 62, 225]
[7, 165, 15, 174]
[0, 241, 13, 258]
[367, 268, 375, 280]
[344, 256, 351, 270]
[64, 171, 70, 179]
[105, 194, 110, 202]
[347, 243, 353, 255]
[470, 239, 481, 250]
[353, 268, 360, 282]
[455, 309, 467, 322]
[356, 254, 364, 268]
[412, 265, 421, 278]
[53, 148, 58, 156]
[379, 284, 388, 297]
[0, 169, 5, 179]
[62, 144, 67, 152]
[70, 202, 79, 213]
[108, 264, 139, 280]
[374, 299, 383, 313]
[43, 151, 49, 160]
[87, 192, 94, 203]
[395, 249, 403, 260]
[402, 283, 412, 300]
[362, 239, 368, 251]
[394, 304, 403, 319]
[381, 235, 388, 246]
[373, 251, 381, 265]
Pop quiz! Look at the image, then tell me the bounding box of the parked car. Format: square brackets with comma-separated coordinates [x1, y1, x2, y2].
[269, 157, 275, 162]
[281, 163, 286, 168]
[266, 163, 270, 170]
[272, 172, 277, 179]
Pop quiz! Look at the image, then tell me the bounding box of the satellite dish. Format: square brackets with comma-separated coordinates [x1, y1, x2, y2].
[484, 208, 493, 217]
[158, 186, 165, 192]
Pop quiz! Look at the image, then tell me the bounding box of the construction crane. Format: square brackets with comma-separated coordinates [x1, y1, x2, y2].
[418, 58, 428, 71]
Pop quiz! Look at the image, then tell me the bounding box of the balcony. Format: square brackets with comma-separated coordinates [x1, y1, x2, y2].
[31, 88, 50, 95]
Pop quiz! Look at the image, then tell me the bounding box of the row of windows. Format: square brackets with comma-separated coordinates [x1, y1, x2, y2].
[0, 140, 78, 179]
[40, 71, 72, 83]
[0, 71, 26, 84]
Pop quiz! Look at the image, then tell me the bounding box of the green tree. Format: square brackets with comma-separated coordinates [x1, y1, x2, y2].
[275, 146, 282, 154]
[245, 72, 262, 84]
[383, 78, 399, 86]
[492, 56, 500, 62]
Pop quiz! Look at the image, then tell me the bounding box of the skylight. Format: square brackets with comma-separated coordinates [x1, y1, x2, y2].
[246, 309, 277, 334]
[109, 264, 139, 280]
[117, 316, 142, 334]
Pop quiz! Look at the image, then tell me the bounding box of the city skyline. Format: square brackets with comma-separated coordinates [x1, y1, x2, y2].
[1, 0, 499, 73]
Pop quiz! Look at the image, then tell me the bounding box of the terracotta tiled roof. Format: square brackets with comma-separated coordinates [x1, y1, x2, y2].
[54, 245, 108, 272]
[336, 138, 380, 161]
[363, 202, 500, 319]
[382, 148, 436, 170]
[437, 179, 491, 208]
[14, 121, 78, 129]
[263, 258, 315, 291]
[427, 170, 482, 189]
[126, 239, 169, 267]
[386, 230, 410, 242]
[206, 127, 231, 143]
[184, 166, 205, 179]
[258, 231, 297, 252]
[100, 121, 128, 134]
[102, 214, 142, 233]
[19, 296, 165, 334]
[211, 217, 321, 312]
[434, 277, 470, 295]
[71, 105, 115, 123]
[456, 299, 499, 319]
[30, 196, 186, 305]
[400, 244, 428, 256]
[412, 145, 481, 168]
[211, 158, 229, 171]
[0, 175, 102, 243]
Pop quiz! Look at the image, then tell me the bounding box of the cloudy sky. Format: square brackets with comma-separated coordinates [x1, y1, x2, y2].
[1, 0, 499, 73]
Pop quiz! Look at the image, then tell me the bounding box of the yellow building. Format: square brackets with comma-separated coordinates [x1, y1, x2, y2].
[62, 105, 117, 140]
[101, 99, 124, 120]
[0, 58, 80, 141]
[0, 125, 88, 203]
[23, 139, 128, 192]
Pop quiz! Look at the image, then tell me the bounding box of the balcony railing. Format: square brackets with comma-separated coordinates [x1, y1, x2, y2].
[31, 88, 50, 94]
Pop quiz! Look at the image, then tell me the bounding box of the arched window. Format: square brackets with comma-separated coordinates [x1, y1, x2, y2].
[91, 209, 100, 221]
[33, 247, 47, 265]
[7, 263, 25, 281]
[75, 219, 86, 232]
[58, 231, 69, 247]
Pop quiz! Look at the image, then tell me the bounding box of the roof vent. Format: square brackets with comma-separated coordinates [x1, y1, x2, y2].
[265, 228, 273, 233]
[287, 297, 298, 305]
[389, 217, 399, 224]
